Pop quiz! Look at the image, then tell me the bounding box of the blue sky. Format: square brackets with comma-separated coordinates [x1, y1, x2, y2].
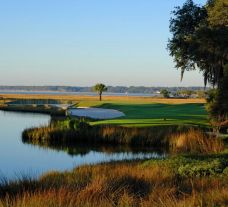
[0, 0, 207, 86]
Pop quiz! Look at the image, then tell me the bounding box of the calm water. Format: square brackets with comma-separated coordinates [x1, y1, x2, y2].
[0, 110, 165, 179]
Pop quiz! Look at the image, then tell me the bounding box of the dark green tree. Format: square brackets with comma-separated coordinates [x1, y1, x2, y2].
[196, 90, 206, 98]
[206, 65, 228, 124]
[168, 0, 228, 124]
[168, 0, 228, 87]
[93, 83, 107, 101]
[179, 90, 194, 98]
[160, 89, 170, 98]
[207, 0, 228, 27]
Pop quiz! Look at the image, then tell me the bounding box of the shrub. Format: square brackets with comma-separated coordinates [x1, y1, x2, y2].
[177, 158, 227, 177]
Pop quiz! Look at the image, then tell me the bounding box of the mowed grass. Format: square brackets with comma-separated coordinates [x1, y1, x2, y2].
[77, 101, 208, 127]
[0, 94, 208, 127]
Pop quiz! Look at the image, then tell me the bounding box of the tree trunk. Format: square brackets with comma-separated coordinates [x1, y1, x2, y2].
[99, 93, 102, 101]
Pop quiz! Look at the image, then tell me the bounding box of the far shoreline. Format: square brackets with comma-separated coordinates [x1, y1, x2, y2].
[0, 93, 206, 104]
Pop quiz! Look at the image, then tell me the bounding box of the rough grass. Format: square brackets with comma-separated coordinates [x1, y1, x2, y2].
[22, 124, 188, 148]
[22, 122, 189, 147]
[23, 122, 224, 154]
[0, 155, 227, 207]
[169, 128, 224, 154]
[0, 94, 206, 104]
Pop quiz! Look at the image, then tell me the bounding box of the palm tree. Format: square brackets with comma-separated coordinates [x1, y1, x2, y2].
[93, 83, 107, 101]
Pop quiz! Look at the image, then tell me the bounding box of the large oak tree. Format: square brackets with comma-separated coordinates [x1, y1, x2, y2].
[168, 0, 228, 87]
[168, 0, 228, 123]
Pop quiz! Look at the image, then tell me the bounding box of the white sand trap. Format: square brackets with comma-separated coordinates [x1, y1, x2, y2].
[67, 107, 125, 119]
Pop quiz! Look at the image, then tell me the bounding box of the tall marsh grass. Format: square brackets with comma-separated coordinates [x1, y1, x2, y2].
[0, 157, 227, 207]
[169, 129, 224, 154]
[22, 120, 224, 154]
[22, 123, 192, 148]
[0, 93, 206, 104]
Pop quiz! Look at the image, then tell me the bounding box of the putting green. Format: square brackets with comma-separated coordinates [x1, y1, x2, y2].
[83, 102, 208, 127]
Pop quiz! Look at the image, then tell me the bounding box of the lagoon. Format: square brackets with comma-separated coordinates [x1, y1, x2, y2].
[0, 110, 165, 179]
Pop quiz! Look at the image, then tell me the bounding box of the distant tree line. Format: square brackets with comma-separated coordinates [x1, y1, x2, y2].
[0, 86, 208, 94]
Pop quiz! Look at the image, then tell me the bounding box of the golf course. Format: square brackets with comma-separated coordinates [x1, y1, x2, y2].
[1, 94, 227, 207]
[0, 0, 227, 206]
[0, 94, 208, 127]
[84, 102, 208, 127]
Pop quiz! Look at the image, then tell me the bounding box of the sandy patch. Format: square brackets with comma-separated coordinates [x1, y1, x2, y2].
[67, 107, 125, 119]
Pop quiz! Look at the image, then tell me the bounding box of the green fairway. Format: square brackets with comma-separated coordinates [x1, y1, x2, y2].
[78, 102, 209, 127]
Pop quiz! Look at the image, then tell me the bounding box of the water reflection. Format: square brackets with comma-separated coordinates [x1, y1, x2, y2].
[22, 139, 166, 159]
[0, 110, 166, 180]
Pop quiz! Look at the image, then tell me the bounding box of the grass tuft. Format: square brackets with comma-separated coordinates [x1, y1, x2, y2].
[169, 129, 224, 154]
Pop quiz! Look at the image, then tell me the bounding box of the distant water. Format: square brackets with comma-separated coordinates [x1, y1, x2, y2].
[0, 91, 160, 97]
[0, 110, 165, 180]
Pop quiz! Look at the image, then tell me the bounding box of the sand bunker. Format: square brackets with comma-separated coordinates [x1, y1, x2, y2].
[67, 107, 125, 119]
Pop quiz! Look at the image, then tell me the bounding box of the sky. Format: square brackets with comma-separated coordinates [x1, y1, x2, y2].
[0, 0, 208, 87]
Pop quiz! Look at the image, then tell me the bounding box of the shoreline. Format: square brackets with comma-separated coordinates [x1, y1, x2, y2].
[0, 105, 66, 116]
[0, 93, 206, 104]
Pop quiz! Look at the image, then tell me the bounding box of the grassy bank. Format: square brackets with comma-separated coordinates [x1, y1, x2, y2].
[0, 154, 227, 207]
[22, 118, 223, 154]
[0, 105, 66, 116]
[22, 123, 187, 148]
